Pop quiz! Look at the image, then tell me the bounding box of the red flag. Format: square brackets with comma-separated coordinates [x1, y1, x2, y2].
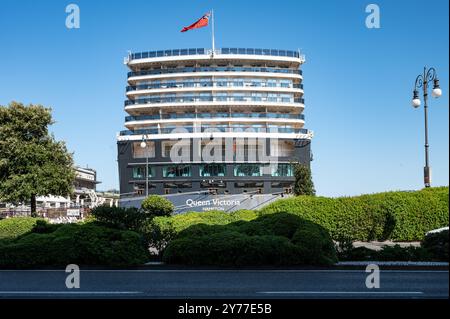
[181, 12, 210, 32]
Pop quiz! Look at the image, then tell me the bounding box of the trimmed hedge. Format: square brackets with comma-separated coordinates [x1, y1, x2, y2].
[0, 222, 150, 268]
[153, 188, 448, 242]
[163, 213, 337, 266]
[0, 217, 43, 240]
[260, 187, 449, 241]
[154, 209, 258, 233]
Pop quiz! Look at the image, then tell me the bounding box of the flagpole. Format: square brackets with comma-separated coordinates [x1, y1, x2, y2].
[211, 9, 215, 54]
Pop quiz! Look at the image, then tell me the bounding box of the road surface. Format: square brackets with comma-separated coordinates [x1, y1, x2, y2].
[0, 269, 447, 298]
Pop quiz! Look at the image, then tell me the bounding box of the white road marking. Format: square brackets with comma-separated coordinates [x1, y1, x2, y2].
[258, 291, 424, 295]
[0, 291, 142, 295]
[0, 269, 447, 273]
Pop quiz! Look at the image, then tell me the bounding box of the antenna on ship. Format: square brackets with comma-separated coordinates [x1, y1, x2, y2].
[211, 9, 216, 56]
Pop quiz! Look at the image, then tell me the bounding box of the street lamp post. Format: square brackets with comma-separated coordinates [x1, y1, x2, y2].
[140, 135, 149, 197]
[411, 67, 442, 188]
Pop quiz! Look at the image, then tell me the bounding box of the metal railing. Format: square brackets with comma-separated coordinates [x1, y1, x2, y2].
[128, 66, 302, 78]
[125, 97, 305, 106]
[119, 127, 309, 136]
[125, 113, 305, 122]
[126, 82, 303, 91]
[128, 48, 301, 60]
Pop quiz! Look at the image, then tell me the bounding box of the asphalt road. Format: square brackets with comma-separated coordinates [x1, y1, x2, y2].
[0, 269, 447, 299]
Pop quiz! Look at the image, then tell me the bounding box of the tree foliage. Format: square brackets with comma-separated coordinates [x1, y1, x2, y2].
[141, 195, 174, 218]
[0, 102, 75, 213]
[293, 162, 315, 196]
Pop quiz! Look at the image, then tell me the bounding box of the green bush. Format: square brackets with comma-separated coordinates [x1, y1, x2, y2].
[376, 245, 430, 262]
[260, 187, 449, 241]
[0, 222, 150, 268]
[153, 209, 259, 235]
[0, 217, 42, 240]
[140, 219, 177, 256]
[163, 231, 302, 266]
[90, 205, 147, 231]
[32, 220, 61, 234]
[291, 221, 337, 265]
[340, 247, 378, 261]
[163, 213, 336, 266]
[422, 229, 449, 261]
[238, 213, 303, 238]
[141, 195, 174, 217]
[337, 245, 431, 262]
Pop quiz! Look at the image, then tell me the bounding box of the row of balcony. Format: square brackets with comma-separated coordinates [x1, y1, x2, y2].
[119, 126, 309, 136]
[128, 48, 301, 60]
[125, 96, 305, 106]
[128, 66, 302, 78]
[125, 113, 305, 122]
[126, 81, 303, 92]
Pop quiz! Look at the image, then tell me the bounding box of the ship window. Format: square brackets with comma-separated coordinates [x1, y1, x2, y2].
[200, 164, 227, 177]
[271, 164, 293, 177]
[234, 182, 264, 188]
[132, 166, 155, 179]
[164, 182, 192, 189]
[234, 164, 262, 177]
[132, 142, 155, 158]
[163, 165, 191, 177]
[200, 181, 226, 188]
[270, 140, 294, 157]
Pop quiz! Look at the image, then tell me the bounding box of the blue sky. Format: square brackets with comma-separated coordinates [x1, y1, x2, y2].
[0, 0, 448, 196]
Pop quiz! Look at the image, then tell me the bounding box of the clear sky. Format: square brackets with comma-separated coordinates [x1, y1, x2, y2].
[0, 0, 448, 196]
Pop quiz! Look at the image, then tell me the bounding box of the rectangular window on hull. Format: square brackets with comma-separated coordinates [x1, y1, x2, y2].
[163, 182, 192, 189]
[132, 142, 155, 159]
[270, 140, 295, 157]
[271, 181, 294, 188]
[200, 164, 227, 177]
[162, 141, 175, 158]
[200, 180, 226, 188]
[234, 164, 262, 177]
[163, 165, 191, 177]
[271, 164, 293, 177]
[162, 141, 191, 158]
[234, 182, 264, 188]
[132, 166, 155, 179]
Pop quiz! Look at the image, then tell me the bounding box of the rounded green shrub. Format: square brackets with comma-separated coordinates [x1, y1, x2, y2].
[163, 231, 302, 266]
[239, 213, 303, 238]
[176, 223, 225, 239]
[163, 213, 337, 266]
[141, 195, 174, 217]
[0, 222, 150, 268]
[291, 221, 337, 265]
[91, 205, 146, 230]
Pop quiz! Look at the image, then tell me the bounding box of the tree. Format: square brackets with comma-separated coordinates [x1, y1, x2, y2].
[293, 162, 315, 196]
[141, 195, 174, 218]
[0, 102, 75, 216]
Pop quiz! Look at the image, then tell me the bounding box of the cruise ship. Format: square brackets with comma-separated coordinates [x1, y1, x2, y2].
[117, 48, 313, 212]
